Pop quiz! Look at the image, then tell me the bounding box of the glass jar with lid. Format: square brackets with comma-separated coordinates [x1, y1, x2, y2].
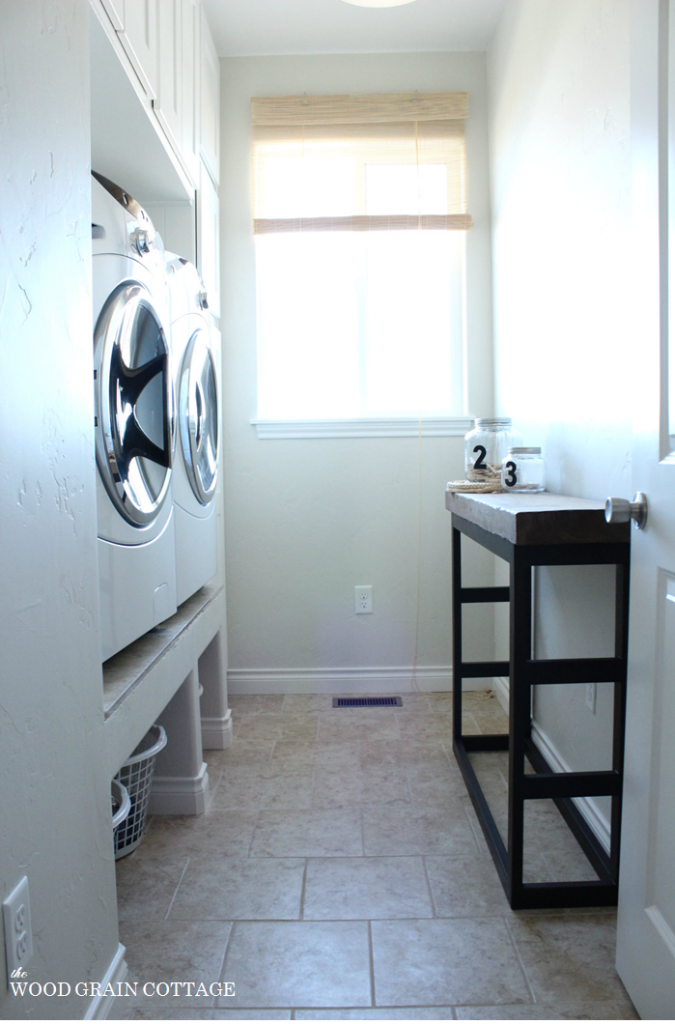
[464, 418, 517, 484]
[501, 447, 545, 493]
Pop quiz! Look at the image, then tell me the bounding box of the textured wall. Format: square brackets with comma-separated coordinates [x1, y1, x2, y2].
[219, 53, 497, 690]
[488, 0, 632, 835]
[0, 2, 119, 1016]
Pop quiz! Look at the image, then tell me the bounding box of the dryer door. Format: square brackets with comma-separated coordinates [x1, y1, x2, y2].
[179, 328, 219, 505]
[95, 281, 175, 526]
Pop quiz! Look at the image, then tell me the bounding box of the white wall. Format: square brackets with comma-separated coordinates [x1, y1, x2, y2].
[0, 2, 120, 1017]
[219, 53, 497, 692]
[488, 0, 632, 838]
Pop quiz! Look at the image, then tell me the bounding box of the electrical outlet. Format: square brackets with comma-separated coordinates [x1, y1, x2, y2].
[585, 682, 597, 714]
[3, 876, 33, 978]
[355, 585, 373, 614]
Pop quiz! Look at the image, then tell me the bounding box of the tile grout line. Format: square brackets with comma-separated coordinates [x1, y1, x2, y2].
[164, 855, 191, 920]
[421, 854, 437, 919]
[367, 919, 376, 1009]
[463, 798, 488, 856]
[403, 763, 414, 805]
[216, 919, 235, 995]
[245, 809, 262, 858]
[207, 765, 224, 805]
[503, 913, 538, 1005]
[309, 764, 317, 809]
[298, 858, 309, 921]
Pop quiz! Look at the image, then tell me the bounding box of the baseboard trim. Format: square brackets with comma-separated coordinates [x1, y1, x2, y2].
[201, 709, 233, 749]
[227, 666, 496, 695]
[84, 943, 127, 1021]
[487, 677, 611, 852]
[492, 675, 510, 714]
[149, 761, 209, 815]
[530, 719, 611, 853]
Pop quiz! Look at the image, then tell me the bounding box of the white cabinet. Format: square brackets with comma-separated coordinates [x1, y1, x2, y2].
[180, 0, 200, 185]
[199, 6, 220, 187]
[155, 0, 181, 147]
[92, 0, 220, 272]
[154, 0, 199, 185]
[197, 160, 220, 317]
[118, 0, 159, 100]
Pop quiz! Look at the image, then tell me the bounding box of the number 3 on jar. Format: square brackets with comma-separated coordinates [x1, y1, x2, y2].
[503, 460, 518, 488]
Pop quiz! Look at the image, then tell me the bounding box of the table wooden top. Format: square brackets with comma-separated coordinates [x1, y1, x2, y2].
[445, 489, 631, 546]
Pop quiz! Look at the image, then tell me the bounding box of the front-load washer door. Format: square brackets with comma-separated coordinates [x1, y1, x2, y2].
[179, 328, 218, 505]
[95, 280, 175, 526]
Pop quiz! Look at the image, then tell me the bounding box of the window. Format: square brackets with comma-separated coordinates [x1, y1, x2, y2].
[251, 92, 473, 437]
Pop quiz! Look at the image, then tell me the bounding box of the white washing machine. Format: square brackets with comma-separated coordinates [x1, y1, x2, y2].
[92, 172, 177, 661]
[166, 255, 219, 606]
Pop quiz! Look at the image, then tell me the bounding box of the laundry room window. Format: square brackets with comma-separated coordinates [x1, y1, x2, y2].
[250, 92, 473, 439]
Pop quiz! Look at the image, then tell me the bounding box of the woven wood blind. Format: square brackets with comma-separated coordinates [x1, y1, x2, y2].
[251, 92, 472, 235]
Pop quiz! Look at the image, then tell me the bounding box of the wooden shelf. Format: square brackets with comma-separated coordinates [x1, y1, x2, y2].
[103, 585, 225, 778]
[445, 490, 630, 546]
[103, 584, 223, 717]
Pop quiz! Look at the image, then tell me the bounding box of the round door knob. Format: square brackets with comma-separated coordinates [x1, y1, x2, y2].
[605, 492, 648, 529]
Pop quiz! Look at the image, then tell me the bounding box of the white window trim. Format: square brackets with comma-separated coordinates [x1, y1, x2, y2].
[251, 416, 474, 440]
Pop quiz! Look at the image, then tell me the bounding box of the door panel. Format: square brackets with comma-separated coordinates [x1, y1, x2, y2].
[649, 574, 675, 934]
[615, 1, 675, 1016]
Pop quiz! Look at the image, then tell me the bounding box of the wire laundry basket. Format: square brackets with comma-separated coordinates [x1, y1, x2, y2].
[113, 724, 167, 860]
[111, 779, 131, 830]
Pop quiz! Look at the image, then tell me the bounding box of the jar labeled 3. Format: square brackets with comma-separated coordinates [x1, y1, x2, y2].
[501, 447, 545, 493]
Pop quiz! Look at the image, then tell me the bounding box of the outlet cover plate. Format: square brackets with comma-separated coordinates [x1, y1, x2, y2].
[3, 876, 33, 978]
[355, 585, 373, 614]
[585, 682, 597, 714]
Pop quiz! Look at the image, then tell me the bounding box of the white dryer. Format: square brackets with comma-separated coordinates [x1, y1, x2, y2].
[92, 172, 177, 661]
[166, 256, 219, 606]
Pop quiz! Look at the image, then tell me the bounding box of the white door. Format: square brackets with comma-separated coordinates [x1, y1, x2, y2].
[615, 1, 675, 1017]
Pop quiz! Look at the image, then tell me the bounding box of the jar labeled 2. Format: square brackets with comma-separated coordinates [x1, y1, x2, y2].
[501, 447, 545, 493]
[465, 418, 516, 484]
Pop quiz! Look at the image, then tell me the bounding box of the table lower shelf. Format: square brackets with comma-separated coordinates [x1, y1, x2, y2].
[454, 731, 620, 911]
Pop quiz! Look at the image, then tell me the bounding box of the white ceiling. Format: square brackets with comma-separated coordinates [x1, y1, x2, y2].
[201, 0, 508, 57]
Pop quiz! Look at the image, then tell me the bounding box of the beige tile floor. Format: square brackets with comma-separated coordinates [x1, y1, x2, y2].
[112, 691, 638, 1021]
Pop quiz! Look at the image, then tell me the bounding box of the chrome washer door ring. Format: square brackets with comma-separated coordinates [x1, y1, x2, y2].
[179, 328, 219, 505]
[95, 281, 175, 526]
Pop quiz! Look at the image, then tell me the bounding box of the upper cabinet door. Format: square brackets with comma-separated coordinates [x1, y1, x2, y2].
[180, 0, 200, 185]
[119, 0, 159, 100]
[199, 6, 220, 187]
[198, 160, 220, 318]
[154, 0, 198, 186]
[155, 0, 182, 152]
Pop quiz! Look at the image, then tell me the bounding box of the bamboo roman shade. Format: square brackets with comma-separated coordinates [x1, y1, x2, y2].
[251, 92, 472, 235]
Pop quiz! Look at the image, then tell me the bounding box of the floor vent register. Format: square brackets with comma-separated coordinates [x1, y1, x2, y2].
[332, 696, 403, 708]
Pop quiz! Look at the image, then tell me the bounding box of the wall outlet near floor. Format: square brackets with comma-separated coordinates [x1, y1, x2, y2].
[355, 585, 373, 614]
[3, 876, 33, 979]
[585, 682, 597, 714]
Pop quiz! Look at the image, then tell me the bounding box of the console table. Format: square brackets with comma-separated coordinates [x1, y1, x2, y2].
[446, 490, 631, 910]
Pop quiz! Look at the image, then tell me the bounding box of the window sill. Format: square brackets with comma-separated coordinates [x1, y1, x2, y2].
[251, 416, 474, 440]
